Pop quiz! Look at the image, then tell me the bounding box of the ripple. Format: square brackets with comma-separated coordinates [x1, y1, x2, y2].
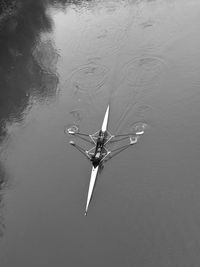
[65, 123, 80, 134]
[139, 19, 154, 29]
[133, 104, 151, 118]
[68, 63, 109, 95]
[75, 8, 136, 57]
[130, 135, 140, 144]
[114, 103, 151, 134]
[65, 125, 79, 135]
[76, 21, 125, 56]
[69, 110, 82, 123]
[130, 122, 148, 135]
[121, 56, 166, 86]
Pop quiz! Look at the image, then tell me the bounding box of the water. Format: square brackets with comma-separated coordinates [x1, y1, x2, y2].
[1, 0, 200, 266]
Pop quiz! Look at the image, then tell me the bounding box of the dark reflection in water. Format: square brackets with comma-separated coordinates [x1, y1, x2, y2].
[0, 162, 7, 237]
[0, 140, 6, 235]
[0, 0, 63, 236]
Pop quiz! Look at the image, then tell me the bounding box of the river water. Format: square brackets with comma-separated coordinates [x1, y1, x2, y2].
[0, 0, 200, 266]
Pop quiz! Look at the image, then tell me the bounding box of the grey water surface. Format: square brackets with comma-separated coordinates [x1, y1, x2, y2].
[0, 0, 200, 266]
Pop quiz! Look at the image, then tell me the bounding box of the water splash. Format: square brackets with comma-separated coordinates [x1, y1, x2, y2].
[64, 124, 79, 135]
[130, 122, 148, 135]
[130, 135, 139, 145]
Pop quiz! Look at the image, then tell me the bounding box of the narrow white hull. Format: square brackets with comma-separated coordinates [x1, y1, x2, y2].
[85, 166, 99, 215]
[101, 105, 110, 132]
[85, 105, 110, 215]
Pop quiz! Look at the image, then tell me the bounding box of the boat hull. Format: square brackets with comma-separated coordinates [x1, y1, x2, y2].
[85, 166, 99, 215]
[85, 105, 110, 215]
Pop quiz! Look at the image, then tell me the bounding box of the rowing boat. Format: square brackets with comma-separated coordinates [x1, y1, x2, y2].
[85, 105, 110, 215]
[67, 104, 145, 215]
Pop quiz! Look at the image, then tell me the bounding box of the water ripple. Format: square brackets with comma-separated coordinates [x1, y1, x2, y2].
[121, 55, 166, 87]
[68, 62, 109, 95]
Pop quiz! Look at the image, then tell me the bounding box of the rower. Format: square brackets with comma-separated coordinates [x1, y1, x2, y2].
[90, 130, 107, 167]
[90, 152, 101, 168]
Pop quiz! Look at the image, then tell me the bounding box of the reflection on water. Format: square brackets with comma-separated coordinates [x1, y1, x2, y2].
[0, 0, 59, 138]
[0, 0, 60, 237]
[0, 162, 7, 238]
